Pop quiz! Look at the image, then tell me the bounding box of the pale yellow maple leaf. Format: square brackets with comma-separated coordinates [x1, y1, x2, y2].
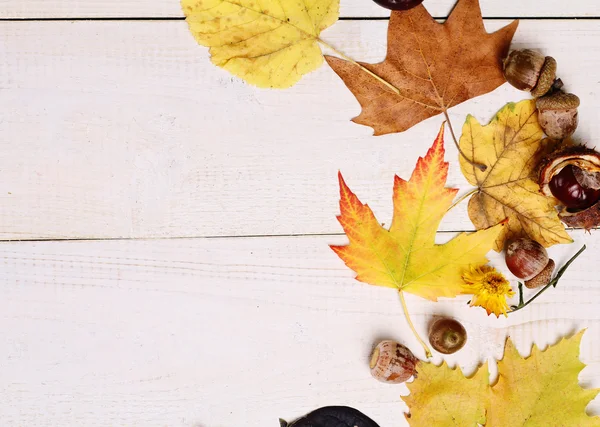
[181, 0, 339, 88]
[403, 331, 600, 427]
[459, 99, 573, 251]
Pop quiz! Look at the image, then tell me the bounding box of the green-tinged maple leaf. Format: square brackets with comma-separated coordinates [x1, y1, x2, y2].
[331, 124, 505, 301]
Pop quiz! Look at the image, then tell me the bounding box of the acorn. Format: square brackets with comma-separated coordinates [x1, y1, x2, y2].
[536, 91, 580, 139]
[428, 318, 467, 355]
[503, 49, 557, 97]
[505, 238, 549, 281]
[369, 340, 418, 384]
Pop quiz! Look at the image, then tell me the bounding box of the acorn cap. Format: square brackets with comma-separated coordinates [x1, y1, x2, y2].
[531, 56, 557, 98]
[524, 258, 555, 289]
[536, 91, 580, 111]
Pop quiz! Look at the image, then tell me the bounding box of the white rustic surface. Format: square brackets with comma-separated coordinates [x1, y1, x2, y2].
[1, 0, 600, 426]
[1, 0, 599, 18]
[0, 232, 598, 426]
[2, 19, 600, 239]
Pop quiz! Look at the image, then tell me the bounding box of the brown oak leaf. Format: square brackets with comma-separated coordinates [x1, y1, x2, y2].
[325, 0, 518, 135]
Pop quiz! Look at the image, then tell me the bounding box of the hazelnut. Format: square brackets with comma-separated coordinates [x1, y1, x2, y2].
[536, 91, 580, 139]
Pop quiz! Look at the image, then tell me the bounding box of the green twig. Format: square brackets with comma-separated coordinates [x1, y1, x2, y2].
[509, 245, 586, 314]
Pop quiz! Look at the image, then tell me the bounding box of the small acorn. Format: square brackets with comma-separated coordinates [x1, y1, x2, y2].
[503, 49, 557, 97]
[524, 258, 555, 289]
[536, 91, 580, 139]
[505, 238, 549, 281]
[428, 318, 467, 355]
[369, 340, 418, 384]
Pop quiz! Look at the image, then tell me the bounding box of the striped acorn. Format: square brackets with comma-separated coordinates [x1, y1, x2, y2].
[369, 340, 418, 384]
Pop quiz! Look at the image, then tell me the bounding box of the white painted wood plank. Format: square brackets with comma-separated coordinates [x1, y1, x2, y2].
[1, 20, 599, 239]
[0, 231, 598, 426]
[1, 0, 599, 19]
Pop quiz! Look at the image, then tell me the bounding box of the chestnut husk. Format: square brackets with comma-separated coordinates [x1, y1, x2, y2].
[539, 145, 600, 229]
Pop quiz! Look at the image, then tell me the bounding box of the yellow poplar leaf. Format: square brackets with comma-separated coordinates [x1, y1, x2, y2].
[403, 331, 600, 427]
[459, 99, 573, 251]
[181, 0, 339, 88]
[331, 125, 505, 301]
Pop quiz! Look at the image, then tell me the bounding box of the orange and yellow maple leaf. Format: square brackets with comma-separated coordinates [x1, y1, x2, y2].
[331, 125, 505, 301]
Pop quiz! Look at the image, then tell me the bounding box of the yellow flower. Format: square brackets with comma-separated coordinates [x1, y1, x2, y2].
[462, 265, 515, 317]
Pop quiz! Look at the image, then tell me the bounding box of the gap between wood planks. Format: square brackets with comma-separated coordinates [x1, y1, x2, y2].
[2, 16, 600, 21]
[0, 228, 589, 243]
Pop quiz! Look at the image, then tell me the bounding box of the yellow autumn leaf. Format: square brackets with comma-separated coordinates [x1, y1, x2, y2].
[331, 125, 505, 302]
[181, 0, 339, 88]
[459, 99, 573, 251]
[403, 331, 600, 427]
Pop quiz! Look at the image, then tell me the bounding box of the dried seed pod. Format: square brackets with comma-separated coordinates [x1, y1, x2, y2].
[369, 340, 418, 384]
[525, 258, 555, 289]
[505, 238, 549, 280]
[539, 146, 600, 229]
[280, 406, 381, 427]
[503, 49, 556, 96]
[536, 91, 580, 139]
[428, 318, 467, 355]
[279, 406, 379, 427]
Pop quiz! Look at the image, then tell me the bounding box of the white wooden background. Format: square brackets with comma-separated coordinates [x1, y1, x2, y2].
[1, 1, 599, 426]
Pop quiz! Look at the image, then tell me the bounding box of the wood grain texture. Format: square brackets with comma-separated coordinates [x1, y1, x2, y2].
[0, 232, 598, 426]
[1, 0, 599, 18]
[2, 20, 600, 240]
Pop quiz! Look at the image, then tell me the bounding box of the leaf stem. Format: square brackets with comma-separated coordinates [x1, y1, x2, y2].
[398, 291, 432, 359]
[443, 110, 487, 172]
[447, 188, 478, 213]
[509, 245, 586, 314]
[317, 39, 401, 96]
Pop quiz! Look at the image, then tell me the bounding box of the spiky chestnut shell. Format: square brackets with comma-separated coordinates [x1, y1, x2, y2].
[539, 146, 600, 229]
